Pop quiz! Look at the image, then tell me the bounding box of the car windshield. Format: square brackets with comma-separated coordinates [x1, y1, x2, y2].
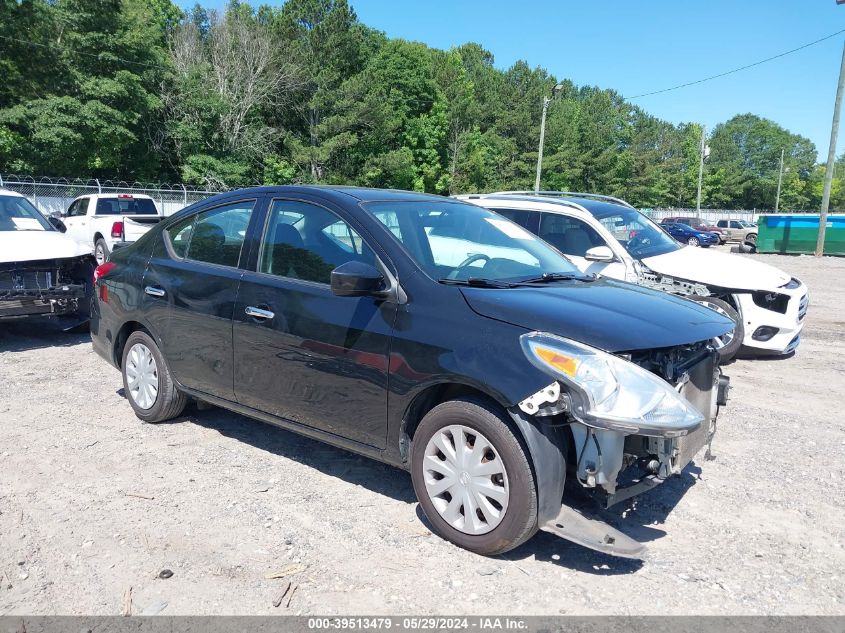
[593, 208, 680, 258]
[364, 200, 581, 283]
[0, 194, 52, 232]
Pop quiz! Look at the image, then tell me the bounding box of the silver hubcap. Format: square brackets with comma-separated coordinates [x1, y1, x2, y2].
[95, 244, 105, 265]
[698, 300, 735, 350]
[422, 425, 509, 535]
[688, 237, 699, 246]
[125, 343, 159, 410]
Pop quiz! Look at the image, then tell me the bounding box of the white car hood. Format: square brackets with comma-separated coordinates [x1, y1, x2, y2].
[0, 231, 92, 264]
[642, 246, 791, 291]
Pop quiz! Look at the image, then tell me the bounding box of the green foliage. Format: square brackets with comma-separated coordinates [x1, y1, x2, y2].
[0, 0, 829, 209]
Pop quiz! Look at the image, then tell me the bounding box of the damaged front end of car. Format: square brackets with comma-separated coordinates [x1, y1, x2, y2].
[511, 333, 730, 558]
[0, 256, 94, 324]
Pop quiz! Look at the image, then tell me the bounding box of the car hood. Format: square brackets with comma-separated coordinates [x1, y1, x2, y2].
[0, 231, 92, 263]
[642, 246, 791, 291]
[460, 278, 734, 353]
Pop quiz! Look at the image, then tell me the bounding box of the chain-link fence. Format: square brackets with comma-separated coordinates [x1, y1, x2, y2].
[0, 175, 792, 224]
[645, 208, 761, 223]
[0, 174, 221, 217]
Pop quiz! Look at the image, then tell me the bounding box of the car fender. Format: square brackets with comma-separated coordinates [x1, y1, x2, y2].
[508, 408, 568, 525]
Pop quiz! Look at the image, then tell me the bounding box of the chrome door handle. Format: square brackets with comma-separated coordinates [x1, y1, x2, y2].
[144, 286, 166, 298]
[245, 306, 274, 320]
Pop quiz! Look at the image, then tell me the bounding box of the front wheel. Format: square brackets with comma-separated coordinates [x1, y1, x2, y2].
[94, 238, 110, 265]
[687, 236, 700, 247]
[121, 330, 187, 423]
[410, 398, 538, 556]
[691, 296, 743, 362]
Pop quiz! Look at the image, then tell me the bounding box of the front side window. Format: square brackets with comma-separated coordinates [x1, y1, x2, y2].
[0, 195, 51, 231]
[166, 200, 255, 267]
[594, 208, 680, 258]
[67, 199, 88, 217]
[365, 200, 580, 282]
[260, 200, 374, 284]
[539, 213, 605, 257]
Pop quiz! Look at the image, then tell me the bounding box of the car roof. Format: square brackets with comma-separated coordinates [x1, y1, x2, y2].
[456, 193, 630, 220]
[0, 188, 25, 198]
[214, 185, 453, 204]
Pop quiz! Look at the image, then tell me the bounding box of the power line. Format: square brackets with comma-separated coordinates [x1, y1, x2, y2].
[0, 34, 166, 70]
[629, 28, 845, 99]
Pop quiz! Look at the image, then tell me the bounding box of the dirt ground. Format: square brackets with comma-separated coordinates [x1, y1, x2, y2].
[1, 247, 844, 616]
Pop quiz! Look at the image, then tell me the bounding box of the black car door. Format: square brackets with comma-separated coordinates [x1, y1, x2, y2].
[232, 196, 396, 449]
[142, 197, 264, 400]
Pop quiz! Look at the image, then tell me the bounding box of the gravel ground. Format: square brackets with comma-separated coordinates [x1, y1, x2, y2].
[1, 247, 844, 615]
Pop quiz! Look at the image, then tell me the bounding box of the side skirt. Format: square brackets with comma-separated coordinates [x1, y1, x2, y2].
[179, 386, 396, 468]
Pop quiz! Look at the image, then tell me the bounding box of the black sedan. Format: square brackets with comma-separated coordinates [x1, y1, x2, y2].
[91, 186, 732, 557]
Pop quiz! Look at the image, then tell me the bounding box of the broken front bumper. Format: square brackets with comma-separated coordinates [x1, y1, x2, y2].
[0, 260, 89, 319]
[515, 350, 729, 558]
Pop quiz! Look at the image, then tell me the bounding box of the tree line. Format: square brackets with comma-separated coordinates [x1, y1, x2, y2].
[1, 0, 841, 210]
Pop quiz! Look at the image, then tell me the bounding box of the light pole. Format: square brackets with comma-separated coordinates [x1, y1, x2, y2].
[775, 148, 785, 213]
[817, 39, 845, 256]
[695, 126, 710, 212]
[534, 82, 564, 193]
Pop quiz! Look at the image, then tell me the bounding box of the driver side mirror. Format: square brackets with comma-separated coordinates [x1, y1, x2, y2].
[48, 216, 67, 233]
[585, 245, 615, 262]
[330, 261, 386, 297]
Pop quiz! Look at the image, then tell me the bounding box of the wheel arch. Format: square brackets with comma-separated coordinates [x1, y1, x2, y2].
[399, 381, 513, 464]
[113, 320, 149, 369]
[399, 381, 570, 527]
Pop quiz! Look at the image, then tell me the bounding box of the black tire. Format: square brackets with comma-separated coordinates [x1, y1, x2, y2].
[410, 398, 538, 556]
[687, 236, 699, 247]
[121, 330, 187, 423]
[690, 296, 743, 362]
[746, 233, 757, 244]
[94, 238, 110, 265]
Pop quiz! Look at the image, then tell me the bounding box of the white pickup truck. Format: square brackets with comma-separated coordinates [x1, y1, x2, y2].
[59, 193, 164, 264]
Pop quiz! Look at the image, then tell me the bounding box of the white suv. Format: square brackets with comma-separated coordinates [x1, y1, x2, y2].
[458, 192, 808, 360]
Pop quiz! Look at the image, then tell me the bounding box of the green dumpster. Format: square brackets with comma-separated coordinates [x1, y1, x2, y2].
[757, 214, 845, 256]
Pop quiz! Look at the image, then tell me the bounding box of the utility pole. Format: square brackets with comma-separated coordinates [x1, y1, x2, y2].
[534, 96, 551, 194]
[534, 83, 564, 193]
[696, 126, 706, 212]
[817, 39, 845, 256]
[775, 148, 785, 213]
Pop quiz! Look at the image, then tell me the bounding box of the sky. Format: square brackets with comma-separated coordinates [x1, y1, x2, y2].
[193, 0, 845, 160]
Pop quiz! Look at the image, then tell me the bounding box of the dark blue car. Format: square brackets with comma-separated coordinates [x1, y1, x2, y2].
[661, 222, 718, 247]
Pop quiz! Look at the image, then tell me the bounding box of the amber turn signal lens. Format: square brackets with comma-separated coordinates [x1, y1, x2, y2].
[535, 346, 578, 377]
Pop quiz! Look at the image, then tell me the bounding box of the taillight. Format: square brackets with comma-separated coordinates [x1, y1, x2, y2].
[111, 221, 124, 239]
[93, 261, 116, 284]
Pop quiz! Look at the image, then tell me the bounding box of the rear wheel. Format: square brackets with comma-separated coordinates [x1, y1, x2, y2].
[690, 296, 743, 362]
[410, 398, 538, 556]
[121, 330, 187, 423]
[94, 238, 110, 265]
[687, 236, 700, 247]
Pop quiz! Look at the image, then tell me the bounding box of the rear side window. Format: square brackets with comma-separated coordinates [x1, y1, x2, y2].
[492, 208, 538, 233]
[165, 200, 255, 267]
[166, 215, 195, 258]
[96, 197, 158, 215]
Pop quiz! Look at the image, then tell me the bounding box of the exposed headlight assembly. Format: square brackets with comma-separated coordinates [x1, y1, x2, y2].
[520, 332, 703, 437]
